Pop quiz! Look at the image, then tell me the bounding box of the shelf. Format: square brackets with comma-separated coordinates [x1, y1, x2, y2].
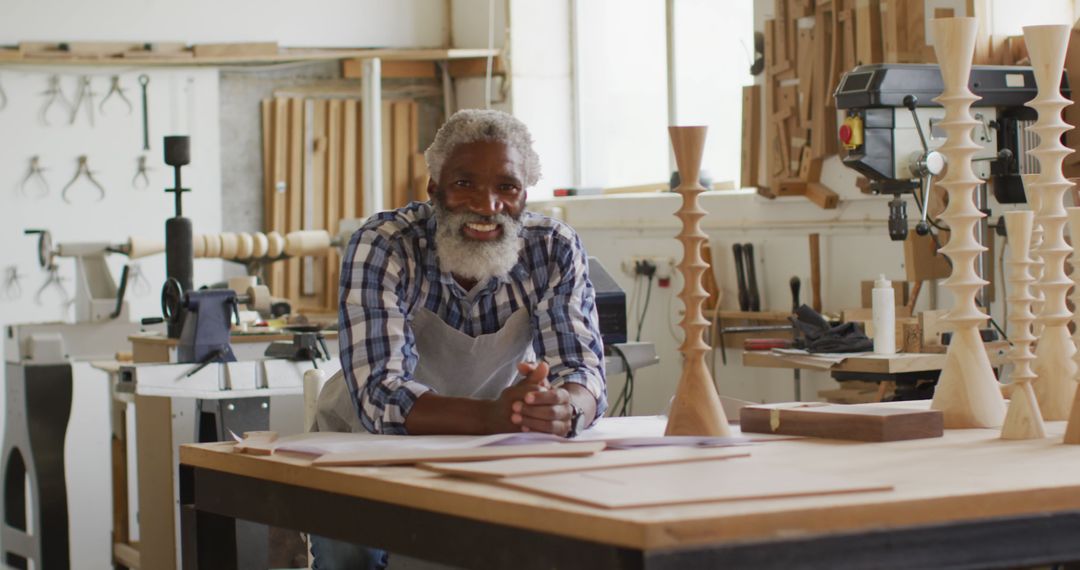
[703, 310, 793, 322]
[0, 47, 501, 67]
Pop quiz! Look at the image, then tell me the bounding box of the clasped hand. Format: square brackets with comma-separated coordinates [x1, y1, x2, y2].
[488, 361, 573, 436]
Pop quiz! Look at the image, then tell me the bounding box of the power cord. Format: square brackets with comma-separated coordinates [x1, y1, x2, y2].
[635, 260, 656, 342]
[609, 344, 634, 417]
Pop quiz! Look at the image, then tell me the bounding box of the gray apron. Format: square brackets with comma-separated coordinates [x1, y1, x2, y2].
[316, 305, 535, 433]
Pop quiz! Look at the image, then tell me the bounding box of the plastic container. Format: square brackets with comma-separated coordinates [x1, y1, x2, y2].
[872, 274, 896, 355]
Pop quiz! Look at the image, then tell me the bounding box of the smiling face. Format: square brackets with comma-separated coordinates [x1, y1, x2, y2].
[429, 140, 529, 286]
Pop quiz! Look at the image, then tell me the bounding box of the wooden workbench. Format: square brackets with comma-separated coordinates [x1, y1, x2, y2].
[180, 412, 1080, 569]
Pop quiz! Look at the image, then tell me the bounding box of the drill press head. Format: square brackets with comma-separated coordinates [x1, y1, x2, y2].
[834, 63, 1068, 240]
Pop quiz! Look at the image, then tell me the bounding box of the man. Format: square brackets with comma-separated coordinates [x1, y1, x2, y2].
[312, 109, 607, 568]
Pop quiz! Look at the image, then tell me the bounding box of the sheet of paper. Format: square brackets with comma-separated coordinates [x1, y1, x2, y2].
[273, 431, 566, 456]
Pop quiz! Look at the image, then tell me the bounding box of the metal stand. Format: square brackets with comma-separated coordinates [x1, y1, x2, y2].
[0, 363, 73, 570]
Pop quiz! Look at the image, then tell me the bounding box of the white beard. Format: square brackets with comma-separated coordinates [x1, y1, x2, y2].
[433, 203, 524, 283]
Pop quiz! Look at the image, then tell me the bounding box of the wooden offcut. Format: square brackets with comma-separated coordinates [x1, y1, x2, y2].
[313, 441, 606, 467]
[740, 403, 944, 442]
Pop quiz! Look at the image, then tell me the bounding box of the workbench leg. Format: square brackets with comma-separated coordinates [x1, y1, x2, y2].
[180, 466, 238, 570]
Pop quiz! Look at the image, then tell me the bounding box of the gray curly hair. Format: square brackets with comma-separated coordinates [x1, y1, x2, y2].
[424, 109, 542, 188]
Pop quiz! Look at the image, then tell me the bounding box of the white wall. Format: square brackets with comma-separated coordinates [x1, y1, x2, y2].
[1, 0, 447, 47]
[0, 65, 223, 570]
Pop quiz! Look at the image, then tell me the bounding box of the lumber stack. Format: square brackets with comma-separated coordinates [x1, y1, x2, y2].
[261, 97, 425, 314]
[751, 0, 1029, 207]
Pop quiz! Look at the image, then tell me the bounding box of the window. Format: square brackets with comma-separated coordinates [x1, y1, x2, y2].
[572, 0, 754, 189]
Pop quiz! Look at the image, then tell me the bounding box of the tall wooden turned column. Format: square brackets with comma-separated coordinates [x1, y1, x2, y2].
[1024, 24, 1077, 421]
[928, 17, 1006, 428]
[664, 126, 731, 437]
[1021, 174, 1045, 333]
[1001, 211, 1045, 439]
[1063, 207, 1080, 443]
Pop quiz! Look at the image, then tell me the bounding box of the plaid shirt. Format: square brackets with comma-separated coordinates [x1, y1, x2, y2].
[338, 201, 607, 434]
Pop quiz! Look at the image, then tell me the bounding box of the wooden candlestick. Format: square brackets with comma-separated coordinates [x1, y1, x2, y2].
[1024, 24, 1077, 421]
[927, 18, 1006, 428]
[665, 126, 731, 437]
[1063, 207, 1080, 443]
[1001, 211, 1045, 439]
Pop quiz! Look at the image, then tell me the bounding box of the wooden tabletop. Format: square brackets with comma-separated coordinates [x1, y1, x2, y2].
[742, 344, 1009, 374]
[180, 408, 1080, 552]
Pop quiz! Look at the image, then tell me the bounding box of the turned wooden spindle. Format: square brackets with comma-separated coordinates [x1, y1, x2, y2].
[1063, 207, 1080, 443]
[1001, 211, 1045, 439]
[1024, 24, 1077, 421]
[665, 126, 731, 437]
[1021, 174, 1045, 328]
[927, 18, 1006, 428]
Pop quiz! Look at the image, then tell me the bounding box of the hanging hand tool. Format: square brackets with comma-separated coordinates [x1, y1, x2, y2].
[809, 233, 822, 312]
[790, 276, 801, 313]
[35, 266, 69, 306]
[743, 243, 761, 312]
[733, 243, 749, 311]
[127, 262, 152, 296]
[132, 155, 151, 189]
[69, 76, 97, 126]
[138, 74, 150, 150]
[39, 75, 69, 126]
[61, 156, 106, 203]
[99, 75, 133, 116]
[24, 229, 69, 306]
[0, 74, 7, 112]
[2, 266, 23, 301]
[19, 156, 50, 198]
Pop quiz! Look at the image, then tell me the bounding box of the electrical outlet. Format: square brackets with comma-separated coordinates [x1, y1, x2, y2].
[621, 256, 675, 278]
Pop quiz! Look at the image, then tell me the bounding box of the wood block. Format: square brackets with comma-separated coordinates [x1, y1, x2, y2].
[64, 41, 145, 57]
[855, 0, 882, 65]
[447, 56, 507, 77]
[776, 178, 807, 197]
[740, 403, 944, 441]
[342, 59, 437, 79]
[902, 321, 923, 353]
[919, 309, 950, 349]
[420, 447, 749, 480]
[905, 0, 926, 62]
[799, 153, 823, 182]
[903, 231, 950, 282]
[741, 85, 761, 188]
[313, 441, 605, 467]
[860, 280, 911, 308]
[881, 0, 899, 62]
[497, 457, 891, 509]
[192, 42, 278, 58]
[806, 182, 839, 209]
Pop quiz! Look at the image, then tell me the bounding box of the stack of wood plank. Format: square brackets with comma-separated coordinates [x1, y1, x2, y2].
[747, 0, 1032, 208]
[261, 97, 425, 314]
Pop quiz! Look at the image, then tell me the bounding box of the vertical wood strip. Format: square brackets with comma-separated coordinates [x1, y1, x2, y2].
[287, 98, 305, 301]
[392, 101, 411, 208]
[309, 100, 329, 305]
[272, 98, 289, 293]
[326, 99, 343, 312]
[382, 100, 393, 211]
